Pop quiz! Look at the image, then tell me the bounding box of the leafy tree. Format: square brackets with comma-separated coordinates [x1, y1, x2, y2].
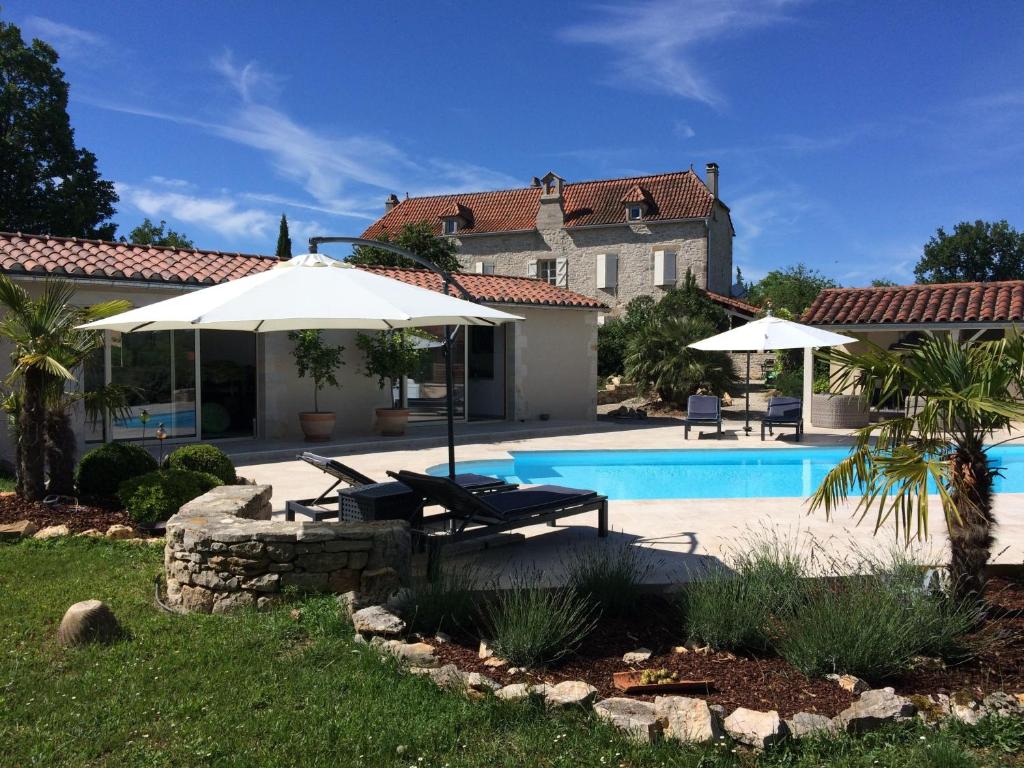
[355, 330, 428, 409]
[625, 316, 736, 406]
[349, 221, 461, 273]
[811, 334, 1024, 604]
[655, 269, 729, 330]
[871, 279, 898, 287]
[914, 220, 1024, 284]
[597, 296, 655, 377]
[0, 20, 118, 238]
[0, 276, 129, 499]
[287, 330, 344, 413]
[276, 214, 292, 258]
[127, 218, 194, 249]
[747, 263, 839, 317]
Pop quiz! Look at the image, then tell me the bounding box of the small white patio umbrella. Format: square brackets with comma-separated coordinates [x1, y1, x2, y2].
[81, 249, 523, 477]
[689, 314, 857, 433]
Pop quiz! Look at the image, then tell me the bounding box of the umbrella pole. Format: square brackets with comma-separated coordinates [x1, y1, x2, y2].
[444, 324, 457, 480]
[744, 351, 752, 434]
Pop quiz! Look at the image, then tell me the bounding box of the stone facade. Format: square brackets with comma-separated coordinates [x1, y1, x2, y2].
[454, 213, 733, 316]
[164, 485, 410, 614]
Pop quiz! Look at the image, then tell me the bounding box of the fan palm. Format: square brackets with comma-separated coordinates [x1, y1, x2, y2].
[625, 316, 736, 406]
[0, 276, 129, 500]
[809, 333, 1024, 603]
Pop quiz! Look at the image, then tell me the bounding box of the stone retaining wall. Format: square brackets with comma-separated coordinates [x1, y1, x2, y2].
[164, 485, 411, 614]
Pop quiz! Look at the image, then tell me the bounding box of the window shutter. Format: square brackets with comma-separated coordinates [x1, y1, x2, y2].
[653, 250, 677, 286]
[556, 257, 568, 287]
[527, 260, 538, 278]
[473, 261, 494, 275]
[596, 253, 617, 289]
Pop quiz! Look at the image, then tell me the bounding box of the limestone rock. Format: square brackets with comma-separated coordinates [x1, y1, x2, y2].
[105, 524, 135, 540]
[949, 690, 985, 725]
[0, 520, 39, 540]
[478, 639, 493, 659]
[483, 656, 507, 668]
[495, 683, 535, 702]
[724, 707, 787, 749]
[34, 524, 70, 539]
[910, 694, 951, 726]
[983, 691, 1023, 717]
[837, 688, 916, 734]
[464, 671, 501, 693]
[360, 567, 402, 604]
[410, 664, 498, 695]
[785, 712, 836, 739]
[622, 648, 653, 664]
[383, 640, 438, 668]
[545, 681, 598, 709]
[78, 528, 104, 537]
[57, 600, 121, 646]
[351, 605, 406, 638]
[594, 698, 661, 744]
[655, 696, 723, 744]
[826, 673, 870, 694]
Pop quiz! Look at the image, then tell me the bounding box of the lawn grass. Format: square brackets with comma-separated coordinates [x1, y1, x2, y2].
[1, 539, 1021, 768]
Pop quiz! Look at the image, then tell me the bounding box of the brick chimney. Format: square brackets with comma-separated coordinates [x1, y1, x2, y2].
[536, 171, 565, 230]
[705, 162, 719, 199]
[385, 193, 400, 212]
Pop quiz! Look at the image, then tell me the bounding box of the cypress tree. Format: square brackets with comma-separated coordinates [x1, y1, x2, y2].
[275, 214, 292, 258]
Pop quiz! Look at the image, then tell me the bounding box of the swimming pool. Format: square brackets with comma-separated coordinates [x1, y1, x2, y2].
[429, 447, 1024, 500]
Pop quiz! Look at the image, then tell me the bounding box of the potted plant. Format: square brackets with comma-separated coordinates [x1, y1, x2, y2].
[288, 329, 345, 442]
[356, 329, 427, 436]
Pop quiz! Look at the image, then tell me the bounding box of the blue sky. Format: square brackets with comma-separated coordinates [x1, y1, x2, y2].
[9, 1, 1024, 285]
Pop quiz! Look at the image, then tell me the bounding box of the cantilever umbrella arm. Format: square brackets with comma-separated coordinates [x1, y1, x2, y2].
[309, 236, 468, 480]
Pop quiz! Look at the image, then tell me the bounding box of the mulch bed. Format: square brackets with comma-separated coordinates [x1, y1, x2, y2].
[0, 492, 138, 534]
[431, 579, 1024, 719]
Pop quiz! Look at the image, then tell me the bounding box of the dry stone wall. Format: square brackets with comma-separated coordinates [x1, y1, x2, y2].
[164, 485, 410, 614]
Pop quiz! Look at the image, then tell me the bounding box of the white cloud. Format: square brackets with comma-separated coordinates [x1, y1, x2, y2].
[22, 16, 104, 56]
[673, 120, 696, 139]
[562, 0, 803, 106]
[118, 183, 281, 241]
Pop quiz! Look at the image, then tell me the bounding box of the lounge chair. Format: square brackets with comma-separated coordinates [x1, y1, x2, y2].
[287, 453, 513, 521]
[761, 396, 803, 441]
[684, 395, 722, 438]
[388, 469, 608, 571]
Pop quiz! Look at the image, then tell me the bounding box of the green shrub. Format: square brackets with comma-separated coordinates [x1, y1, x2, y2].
[117, 469, 221, 525]
[76, 442, 158, 499]
[166, 443, 236, 484]
[479, 573, 598, 667]
[566, 541, 654, 619]
[394, 565, 480, 638]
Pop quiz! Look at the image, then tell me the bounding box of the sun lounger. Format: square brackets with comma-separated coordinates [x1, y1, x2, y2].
[684, 395, 722, 438]
[388, 469, 608, 571]
[761, 396, 803, 441]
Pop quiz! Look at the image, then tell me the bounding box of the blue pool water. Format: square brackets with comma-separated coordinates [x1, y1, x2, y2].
[428, 447, 1024, 500]
[115, 410, 196, 430]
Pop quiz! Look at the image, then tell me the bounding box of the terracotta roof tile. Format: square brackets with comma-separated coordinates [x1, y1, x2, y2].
[362, 170, 715, 238]
[0, 232, 604, 309]
[705, 291, 759, 317]
[803, 281, 1024, 326]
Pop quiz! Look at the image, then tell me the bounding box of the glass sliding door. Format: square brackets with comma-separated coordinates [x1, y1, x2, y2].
[199, 330, 257, 439]
[405, 327, 465, 423]
[467, 325, 506, 420]
[110, 330, 197, 440]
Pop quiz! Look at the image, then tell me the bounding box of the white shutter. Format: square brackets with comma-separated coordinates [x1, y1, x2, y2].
[595, 253, 617, 289]
[556, 257, 568, 287]
[653, 250, 677, 286]
[473, 261, 495, 275]
[527, 260, 538, 278]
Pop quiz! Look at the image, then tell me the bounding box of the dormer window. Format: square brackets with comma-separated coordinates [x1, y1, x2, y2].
[438, 201, 472, 236]
[628, 205, 644, 221]
[442, 218, 458, 235]
[621, 184, 654, 222]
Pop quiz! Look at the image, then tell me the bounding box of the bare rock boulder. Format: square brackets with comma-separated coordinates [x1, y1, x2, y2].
[0, 520, 39, 540]
[594, 697, 662, 744]
[34, 524, 70, 539]
[351, 605, 406, 638]
[655, 696, 724, 744]
[785, 712, 837, 739]
[837, 688, 916, 734]
[724, 707, 787, 749]
[545, 680, 598, 709]
[105, 524, 135, 540]
[57, 600, 122, 646]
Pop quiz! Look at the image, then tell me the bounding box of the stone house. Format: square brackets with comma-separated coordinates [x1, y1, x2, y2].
[363, 164, 740, 316]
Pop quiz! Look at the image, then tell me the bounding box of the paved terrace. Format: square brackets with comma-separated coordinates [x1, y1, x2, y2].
[230, 417, 1024, 587]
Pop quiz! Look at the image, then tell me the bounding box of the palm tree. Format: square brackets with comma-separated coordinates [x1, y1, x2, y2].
[625, 316, 736, 406]
[0, 276, 129, 500]
[810, 333, 1024, 604]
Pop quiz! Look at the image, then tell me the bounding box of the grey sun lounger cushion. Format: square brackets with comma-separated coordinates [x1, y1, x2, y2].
[684, 394, 722, 438]
[299, 452, 505, 492]
[762, 396, 803, 441]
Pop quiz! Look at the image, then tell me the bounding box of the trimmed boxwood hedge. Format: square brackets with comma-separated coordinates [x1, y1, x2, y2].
[165, 443, 237, 485]
[117, 469, 221, 525]
[76, 442, 159, 500]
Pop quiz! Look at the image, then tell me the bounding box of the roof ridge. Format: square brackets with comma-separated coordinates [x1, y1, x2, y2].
[822, 279, 1024, 293]
[386, 169, 702, 205]
[0, 231, 274, 261]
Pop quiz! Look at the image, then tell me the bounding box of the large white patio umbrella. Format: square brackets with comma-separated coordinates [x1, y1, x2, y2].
[81, 242, 523, 477]
[689, 314, 857, 433]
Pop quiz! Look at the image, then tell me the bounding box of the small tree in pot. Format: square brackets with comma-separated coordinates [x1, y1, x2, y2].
[288, 329, 344, 442]
[356, 329, 427, 436]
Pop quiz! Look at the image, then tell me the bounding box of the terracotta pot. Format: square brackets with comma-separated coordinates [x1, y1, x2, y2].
[375, 407, 410, 437]
[298, 411, 336, 442]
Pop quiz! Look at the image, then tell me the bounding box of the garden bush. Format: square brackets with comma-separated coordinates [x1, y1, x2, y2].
[566, 540, 654, 619]
[165, 443, 236, 484]
[76, 442, 159, 499]
[393, 564, 480, 638]
[478, 573, 598, 667]
[117, 468, 221, 525]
